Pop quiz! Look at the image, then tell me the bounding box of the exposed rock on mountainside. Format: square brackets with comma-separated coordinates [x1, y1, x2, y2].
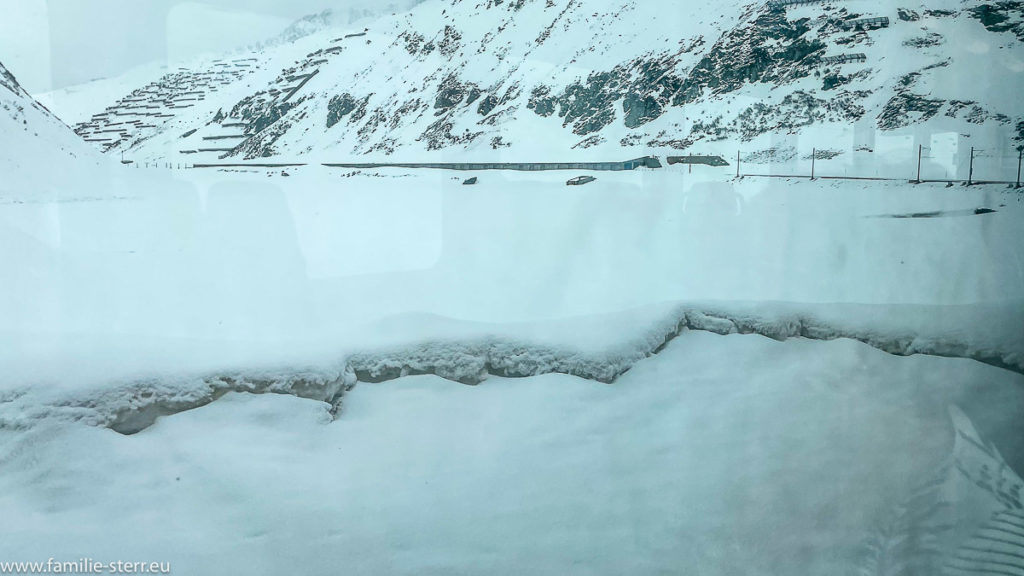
[969, 1, 1024, 41]
[56, 0, 1024, 162]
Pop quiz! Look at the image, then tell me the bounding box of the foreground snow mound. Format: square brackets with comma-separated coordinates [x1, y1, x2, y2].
[676, 300, 1024, 375]
[351, 299, 1024, 385]
[1, 332, 1021, 575]
[2, 299, 1021, 435]
[0, 365, 352, 435]
[857, 406, 1024, 576]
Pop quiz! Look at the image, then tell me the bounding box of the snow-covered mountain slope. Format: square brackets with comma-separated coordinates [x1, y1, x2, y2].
[57, 0, 1024, 166]
[0, 60, 101, 195]
[36, 61, 178, 126]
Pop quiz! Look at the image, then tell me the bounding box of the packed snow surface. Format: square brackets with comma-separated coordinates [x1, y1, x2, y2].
[1, 166, 1021, 439]
[1, 333, 1022, 575]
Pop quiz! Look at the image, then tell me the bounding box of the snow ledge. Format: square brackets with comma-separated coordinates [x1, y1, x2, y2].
[2, 301, 1020, 435]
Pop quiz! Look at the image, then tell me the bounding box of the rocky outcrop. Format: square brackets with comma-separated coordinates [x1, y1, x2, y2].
[327, 93, 368, 128]
[878, 92, 945, 130]
[969, 2, 1024, 42]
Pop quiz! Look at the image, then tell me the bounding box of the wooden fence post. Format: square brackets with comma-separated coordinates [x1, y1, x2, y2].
[916, 144, 922, 183]
[968, 147, 974, 186]
[1017, 147, 1022, 189]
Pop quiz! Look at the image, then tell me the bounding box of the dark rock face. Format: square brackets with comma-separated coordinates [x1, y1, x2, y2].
[677, 11, 824, 104]
[904, 33, 944, 48]
[821, 74, 844, 92]
[327, 93, 371, 130]
[946, 100, 1012, 126]
[622, 93, 662, 129]
[357, 105, 389, 143]
[327, 94, 359, 128]
[485, 0, 528, 10]
[391, 99, 426, 130]
[476, 82, 520, 124]
[742, 146, 797, 164]
[399, 30, 426, 55]
[733, 90, 867, 142]
[572, 134, 605, 149]
[821, 69, 872, 91]
[969, 2, 1024, 41]
[527, 86, 557, 117]
[522, 7, 826, 138]
[0, 63, 20, 95]
[477, 94, 499, 116]
[433, 75, 483, 118]
[878, 92, 945, 130]
[230, 92, 295, 137]
[897, 72, 921, 90]
[238, 119, 292, 159]
[897, 8, 920, 22]
[418, 117, 483, 150]
[528, 60, 681, 135]
[235, 97, 312, 159]
[438, 25, 463, 58]
[558, 72, 621, 135]
[435, 80, 466, 111]
[803, 148, 843, 160]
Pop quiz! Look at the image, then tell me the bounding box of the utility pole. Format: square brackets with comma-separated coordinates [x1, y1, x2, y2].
[968, 147, 975, 186]
[916, 144, 922, 183]
[811, 148, 816, 180]
[1017, 147, 1022, 189]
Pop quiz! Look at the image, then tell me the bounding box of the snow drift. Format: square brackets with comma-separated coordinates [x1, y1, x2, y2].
[2, 299, 1021, 435]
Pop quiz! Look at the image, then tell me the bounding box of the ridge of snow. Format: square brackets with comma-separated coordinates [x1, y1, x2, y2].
[2, 299, 1021, 435]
